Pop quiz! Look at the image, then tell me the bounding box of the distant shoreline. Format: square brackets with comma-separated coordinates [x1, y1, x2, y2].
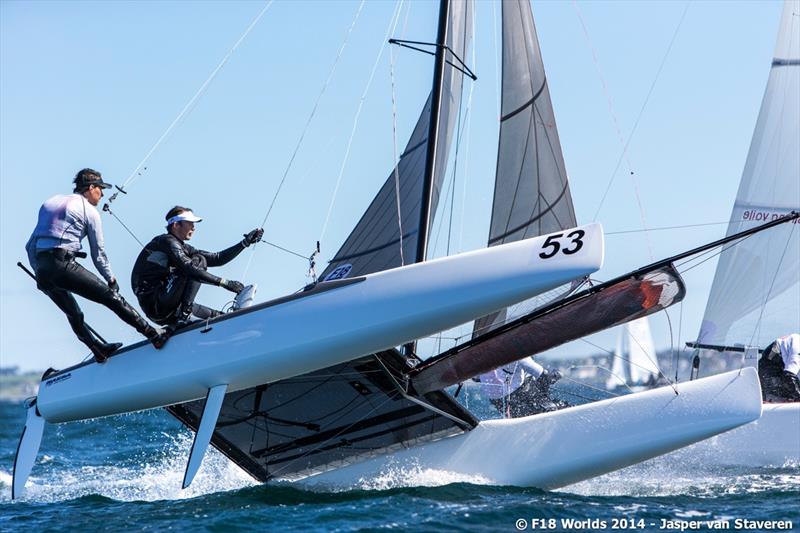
[0, 371, 41, 402]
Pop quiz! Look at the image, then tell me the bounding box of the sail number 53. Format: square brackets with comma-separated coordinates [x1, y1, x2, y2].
[538, 229, 585, 259]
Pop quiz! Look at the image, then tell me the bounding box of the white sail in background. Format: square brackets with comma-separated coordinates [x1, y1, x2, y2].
[606, 317, 659, 389]
[698, 0, 800, 349]
[607, 334, 626, 390]
[625, 317, 659, 384]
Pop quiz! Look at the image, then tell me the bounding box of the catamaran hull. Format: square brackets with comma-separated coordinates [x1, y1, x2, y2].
[662, 402, 799, 467]
[36, 224, 603, 423]
[298, 368, 762, 489]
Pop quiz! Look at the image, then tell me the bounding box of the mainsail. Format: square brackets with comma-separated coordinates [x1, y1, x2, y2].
[474, 0, 577, 336]
[697, 0, 800, 350]
[321, 1, 473, 280]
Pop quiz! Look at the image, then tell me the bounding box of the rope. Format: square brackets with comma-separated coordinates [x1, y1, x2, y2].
[119, 1, 273, 193]
[319, 0, 405, 243]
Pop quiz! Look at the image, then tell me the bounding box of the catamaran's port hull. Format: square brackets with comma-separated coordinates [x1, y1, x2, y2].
[36, 224, 603, 423]
[297, 368, 763, 489]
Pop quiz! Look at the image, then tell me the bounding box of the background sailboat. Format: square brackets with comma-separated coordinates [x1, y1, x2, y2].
[677, 0, 799, 467]
[605, 317, 661, 391]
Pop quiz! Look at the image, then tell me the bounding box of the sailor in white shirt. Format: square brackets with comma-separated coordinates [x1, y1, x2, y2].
[26, 169, 167, 362]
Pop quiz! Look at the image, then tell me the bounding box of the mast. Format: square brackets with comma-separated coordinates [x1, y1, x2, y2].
[415, 0, 451, 263]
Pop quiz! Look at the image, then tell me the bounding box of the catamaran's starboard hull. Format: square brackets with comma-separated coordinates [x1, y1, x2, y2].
[661, 402, 799, 467]
[36, 224, 603, 423]
[297, 368, 762, 489]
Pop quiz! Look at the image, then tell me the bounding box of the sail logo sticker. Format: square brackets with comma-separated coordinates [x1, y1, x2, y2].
[741, 209, 798, 223]
[324, 264, 352, 281]
[45, 373, 72, 387]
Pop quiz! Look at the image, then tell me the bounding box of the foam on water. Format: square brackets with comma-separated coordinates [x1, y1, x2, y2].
[562, 451, 800, 498]
[293, 456, 495, 493]
[352, 465, 493, 492]
[1, 432, 254, 503]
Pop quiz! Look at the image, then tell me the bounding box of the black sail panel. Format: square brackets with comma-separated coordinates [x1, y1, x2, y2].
[411, 265, 686, 395]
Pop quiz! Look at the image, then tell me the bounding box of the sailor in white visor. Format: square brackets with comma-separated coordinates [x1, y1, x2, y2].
[130, 205, 263, 329]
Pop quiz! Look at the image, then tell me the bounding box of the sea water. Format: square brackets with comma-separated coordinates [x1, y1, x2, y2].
[1, 401, 798, 532]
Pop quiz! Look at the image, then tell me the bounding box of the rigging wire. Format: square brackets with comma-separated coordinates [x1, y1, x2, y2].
[319, 0, 406, 244]
[444, 7, 476, 260]
[456, 21, 477, 255]
[258, 0, 366, 230]
[116, 1, 274, 196]
[578, 1, 691, 256]
[388, 3, 407, 266]
[675, 234, 753, 274]
[674, 300, 684, 382]
[240, 0, 367, 279]
[578, 336, 665, 392]
[561, 371, 623, 398]
[259, 240, 311, 261]
[605, 220, 730, 235]
[105, 209, 145, 247]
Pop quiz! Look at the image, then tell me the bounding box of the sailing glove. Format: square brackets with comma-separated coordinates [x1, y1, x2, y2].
[108, 278, 119, 292]
[242, 228, 264, 247]
[220, 278, 245, 294]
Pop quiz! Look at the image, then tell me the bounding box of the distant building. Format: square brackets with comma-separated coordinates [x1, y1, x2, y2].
[0, 366, 20, 376]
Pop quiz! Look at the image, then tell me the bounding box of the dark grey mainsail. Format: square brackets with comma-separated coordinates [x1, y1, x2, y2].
[321, 0, 473, 281]
[474, 0, 577, 337]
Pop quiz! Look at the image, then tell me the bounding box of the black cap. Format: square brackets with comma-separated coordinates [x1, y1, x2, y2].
[74, 168, 112, 191]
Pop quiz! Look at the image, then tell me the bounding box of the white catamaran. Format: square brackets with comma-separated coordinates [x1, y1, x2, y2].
[12, 0, 778, 498]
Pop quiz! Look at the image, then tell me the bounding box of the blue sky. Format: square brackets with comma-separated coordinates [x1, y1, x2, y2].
[0, 0, 785, 371]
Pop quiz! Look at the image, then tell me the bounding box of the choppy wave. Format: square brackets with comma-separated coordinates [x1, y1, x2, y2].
[1, 402, 798, 532]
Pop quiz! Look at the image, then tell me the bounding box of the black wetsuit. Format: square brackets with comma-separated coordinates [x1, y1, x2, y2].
[131, 233, 246, 325]
[759, 341, 800, 402]
[487, 374, 567, 417]
[36, 249, 155, 349]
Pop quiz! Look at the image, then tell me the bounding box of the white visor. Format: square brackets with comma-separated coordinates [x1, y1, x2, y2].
[167, 211, 203, 225]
